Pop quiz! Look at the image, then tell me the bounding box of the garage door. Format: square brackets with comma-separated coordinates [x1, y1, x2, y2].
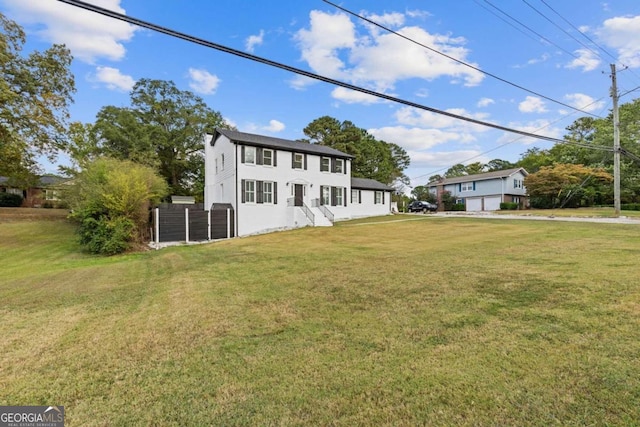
[484, 196, 502, 211]
[466, 198, 482, 211]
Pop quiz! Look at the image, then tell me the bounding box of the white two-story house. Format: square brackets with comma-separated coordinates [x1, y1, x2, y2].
[204, 129, 394, 236]
[426, 168, 529, 211]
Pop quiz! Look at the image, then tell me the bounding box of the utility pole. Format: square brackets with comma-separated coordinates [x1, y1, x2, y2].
[611, 64, 621, 216]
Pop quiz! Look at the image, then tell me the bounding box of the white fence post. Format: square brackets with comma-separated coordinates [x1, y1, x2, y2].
[185, 208, 190, 243]
[155, 208, 159, 247]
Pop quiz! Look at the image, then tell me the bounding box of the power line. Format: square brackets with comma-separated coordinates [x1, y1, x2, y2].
[410, 96, 613, 182]
[322, 0, 601, 118]
[56, 0, 585, 146]
[482, 0, 596, 69]
[537, 0, 619, 64]
[521, 0, 601, 60]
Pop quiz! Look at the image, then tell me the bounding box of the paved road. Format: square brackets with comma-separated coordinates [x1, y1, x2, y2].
[428, 211, 640, 224]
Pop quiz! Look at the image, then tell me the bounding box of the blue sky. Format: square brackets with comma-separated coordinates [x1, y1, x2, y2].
[2, 0, 640, 187]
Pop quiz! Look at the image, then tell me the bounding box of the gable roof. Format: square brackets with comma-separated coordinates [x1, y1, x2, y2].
[427, 168, 528, 187]
[212, 128, 354, 159]
[351, 177, 394, 191]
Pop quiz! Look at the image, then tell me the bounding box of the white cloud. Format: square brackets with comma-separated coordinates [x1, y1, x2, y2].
[245, 30, 265, 53]
[408, 150, 487, 170]
[288, 75, 316, 90]
[597, 15, 640, 68]
[394, 106, 491, 133]
[262, 120, 285, 132]
[90, 66, 134, 91]
[331, 87, 380, 104]
[564, 93, 605, 113]
[294, 11, 356, 80]
[499, 119, 564, 145]
[565, 48, 601, 72]
[369, 126, 469, 151]
[223, 117, 237, 129]
[1, 0, 137, 63]
[187, 68, 221, 95]
[477, 97, 495, 108]
[294, 10, 484, 93]
[519, 96, 548, 113]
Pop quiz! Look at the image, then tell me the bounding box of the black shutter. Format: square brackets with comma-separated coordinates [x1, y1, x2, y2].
[241, 180, 246, 203]
[304, 154, 308, 170]
[382, 192, 385, 204]
[331, 158, 336, 173]
[374, 192, 377, 204]
[257, 181, 264, 204]
[291, 152, 295, 168]
[331, 187, 336, 206]
[273, 150, 277, 167]
[241, 146, 245, 163]
[358, 190, 362, 204]
[273, 182, 278, 204]
[320, 186, 324, 206]
[344, 159, 347, 174]
[257, 148, 263, 165]
[343, 187, 347, 206]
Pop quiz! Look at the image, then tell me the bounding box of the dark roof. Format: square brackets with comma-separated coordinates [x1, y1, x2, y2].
[0, 175, 68, 187]
[212, 128, 354, 159]
[351, 177, 394, 191]
[427, 168, 528, 187]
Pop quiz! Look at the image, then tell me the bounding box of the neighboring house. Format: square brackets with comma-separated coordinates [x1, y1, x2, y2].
[427, 168, 529, 211]
[204, 128, 394, 237]
[0, 175, 68, 207]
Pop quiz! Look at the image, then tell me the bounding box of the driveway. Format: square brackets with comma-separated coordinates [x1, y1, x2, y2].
[430, 211, 640, 224]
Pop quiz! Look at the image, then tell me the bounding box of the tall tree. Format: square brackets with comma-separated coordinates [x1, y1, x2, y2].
[486, 159, 515, 171]
[0, 13, 75, 181]
[444, 163, 466, 178]
[92, 79, 230, 196]
[516, 147, 553, 173]
[302, 116, 410, 185]
[525, 163, 612, 208]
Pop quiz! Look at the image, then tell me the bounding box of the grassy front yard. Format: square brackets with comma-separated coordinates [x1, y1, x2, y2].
[1, 213, 639, 425]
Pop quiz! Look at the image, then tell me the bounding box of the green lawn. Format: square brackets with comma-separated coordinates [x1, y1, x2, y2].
[1, 211, 640, 426]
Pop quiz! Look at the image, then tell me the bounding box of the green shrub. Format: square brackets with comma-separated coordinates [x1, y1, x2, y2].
[450, 203, 466, 211]
[0, 193, 23, 207]
[500, 202, 519, 210]
[621, 203, 640, 211]
[78, 215, 135, 255]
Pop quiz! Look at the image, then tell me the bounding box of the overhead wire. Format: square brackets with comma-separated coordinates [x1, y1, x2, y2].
[521, 0, 601, 60]
[536, 0, 640, 84]
[410, 95, 613, 182]
[482, 0, 597, 70]
[322, 0, 601, 118]
[56, 0, 596, 146]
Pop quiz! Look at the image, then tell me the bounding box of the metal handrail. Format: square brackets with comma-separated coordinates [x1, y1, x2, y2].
[317, 204, 334, 222]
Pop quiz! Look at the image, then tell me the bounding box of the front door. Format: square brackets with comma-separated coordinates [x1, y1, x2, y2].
[294, 184, 303, 207]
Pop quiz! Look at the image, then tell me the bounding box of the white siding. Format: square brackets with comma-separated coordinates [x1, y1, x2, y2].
[349, 189, 392, 218]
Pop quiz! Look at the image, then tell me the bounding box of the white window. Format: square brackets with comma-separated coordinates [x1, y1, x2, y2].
[322, 186, 330, 205]
[375, 191, 383, 204]
[335, 187, 343, 206]
[263, 149, 273, 166]
[514, 179, 523, 189]
[321, 157, 330, 172]
[45, 189, 59, 201]
[245, 146, 256, 164]
[263, 181, 273, 204]
[334, 158, 344, 174]
[244, 180, 255, 203]
[351, 189, 359, 203]
[461, 182, 473, 192]
[293, 153, 304, 169]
